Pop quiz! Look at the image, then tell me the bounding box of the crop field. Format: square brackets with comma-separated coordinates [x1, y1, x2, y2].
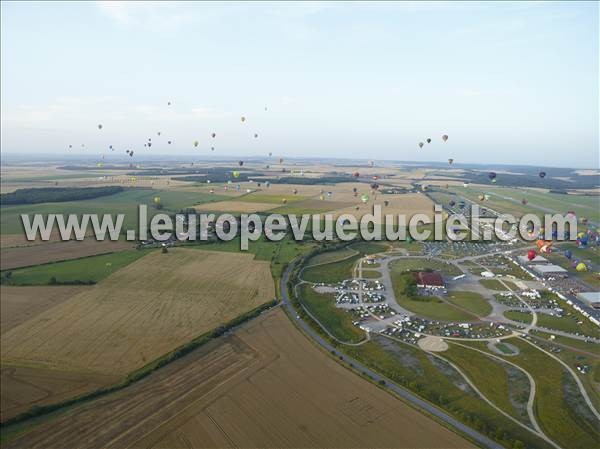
[0, 188, 227, 234]
[1, 249, 275, 378]
[193, 200, 280, 213]
[3, 309, 473, 449]
[0, 286, 85, 334]
[328, 193, 436, 224]
[0, 239, 134, 271]
[4, 250, 147, 285]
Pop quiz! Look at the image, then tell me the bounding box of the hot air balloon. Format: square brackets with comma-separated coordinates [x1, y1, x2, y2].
[168, 140, 172, 144]
[521, 198, 528, 205]
[292, 189, 298, 195]
[463, 182, 470, 188]
[209, 188, 214, 194]
[153, 197, 161, 204]
[448, 158, 454, 165]
[527, 249, 536, 261]
[98, 124, 103, 130]
[268, 152, 272, 157]
[238, 160, 244, 167]
[241, 116, 246, 122]
[194, 140, 199, 147]
[157, 132, 161, 136]
[282, 198, 287, 204]
[449, 200, 456, 207]
[254, 133, 258, 138]
[353, 172, 360, 178]
[360, 193, 369, 203]
[426, 138, 432, 144]
[232, 171, 240, 178]
[539, 171, 546, 178]
[488, 172, 496, 181]
[576, 262, 587, 272]
[478, 194, 485, 201]
[352, 187, 358, 193]
[383, 200, 389, 207]
[68, 144, 72, 149]
[484, 193, 491, 201]
[564, 250, 572, 259]
[355, 205, 360, 211]
[279, 158, 284, 164]
[370, 182, 379, 190]
[442, 134, 448, 142]
[211, 147, 215, 151]
[167, 101, 172, 106]
[418, 142, 424, 149]
[211, 133, 216, 138]
[147, 142, 152, 147]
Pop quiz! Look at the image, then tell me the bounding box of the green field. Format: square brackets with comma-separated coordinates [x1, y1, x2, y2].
[4, 250, 150, 285]
[344, 336, 550, 449]
[0, 188, 228, 234]
[298, 283, 364, 343]
[389, 258, 462, 276]
[501, 338, 600, 449]
[447, 185, 600, 223]
[237, 193, 306, 204]
[479, 279, 518, 291]
[360, 270, 382, 279]
[505, 310, 600, 339]
[348, 241, 389, 255]
[306, 248, 356, 266]
[443, 343, 530, 424]
[445, 291, 492, 317]
[301, 252, 361, 283]
[391, 272, 477, 322]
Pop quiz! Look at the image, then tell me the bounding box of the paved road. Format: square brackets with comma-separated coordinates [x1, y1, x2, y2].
[279, 260, 504, 449]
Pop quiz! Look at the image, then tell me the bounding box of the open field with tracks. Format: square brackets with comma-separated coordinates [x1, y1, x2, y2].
[3, 309, 473, 449]
[1, 239, 133, 270]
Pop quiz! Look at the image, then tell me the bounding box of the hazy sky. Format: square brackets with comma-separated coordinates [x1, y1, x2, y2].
[1, 1, 598, 167]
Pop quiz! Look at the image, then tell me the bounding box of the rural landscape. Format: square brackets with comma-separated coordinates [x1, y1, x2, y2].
[1, 2, 598, 449]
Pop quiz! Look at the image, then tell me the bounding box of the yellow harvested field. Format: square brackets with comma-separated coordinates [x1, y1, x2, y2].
[1, 248, 275, 376]
[4, 309, 473, 449]
[0, 286, 85, 334]
[194, 200, 280, 213]
[329, 193, 435, 224]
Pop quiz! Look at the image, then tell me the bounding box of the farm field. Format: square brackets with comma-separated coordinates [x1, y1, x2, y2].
[2, 309, 473, 449]
[0, 188, 227, 234]
[1, 248, 275, 419]
[4, 250, 147, 285]
[0, 238, 134, 271]
[0, 286, 85, 334]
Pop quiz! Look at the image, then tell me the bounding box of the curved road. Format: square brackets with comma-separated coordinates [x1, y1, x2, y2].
[280, 260, 504, 449]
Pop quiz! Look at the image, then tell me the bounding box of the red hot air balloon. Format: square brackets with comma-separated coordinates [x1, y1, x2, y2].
[527, 249, 536, 261]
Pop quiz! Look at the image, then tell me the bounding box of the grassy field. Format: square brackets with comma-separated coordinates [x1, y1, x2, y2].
[4, 250, 148, 285]
[391, 272, 477, 322]
[504, 309, 600, 339]
[500, 338, 600, 449]
[298, 284, 364, 343]
[237, 193, 307, 204]
[3, 310, 472, 449]
[360, 270, 382, 279]
[301, 252, 361, 283]
[445, 291, 492, 317]
[0, 188, 227, 234]
[442, 343, 530, 424]
[348, 241, 389, 255]
[1, 248, 275, 376]
[344, 336, 550, 449]
[479, 279, 518, 291]
[305, 247, 356, 266]
[390, 258, 462, 276]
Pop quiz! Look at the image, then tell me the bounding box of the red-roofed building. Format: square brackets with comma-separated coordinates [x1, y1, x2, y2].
[414, 271, 445, 290]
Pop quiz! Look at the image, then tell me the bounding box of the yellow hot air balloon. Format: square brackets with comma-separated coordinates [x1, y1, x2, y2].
[153, 197, 161, 204]
[232, 171, 240, 178]
[576, 262, 587, 272]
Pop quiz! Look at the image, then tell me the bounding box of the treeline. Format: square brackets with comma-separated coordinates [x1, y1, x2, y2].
[1, 186, 124, 205]
[265, 176, 357, 185]
[0, 298, 278, 428]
